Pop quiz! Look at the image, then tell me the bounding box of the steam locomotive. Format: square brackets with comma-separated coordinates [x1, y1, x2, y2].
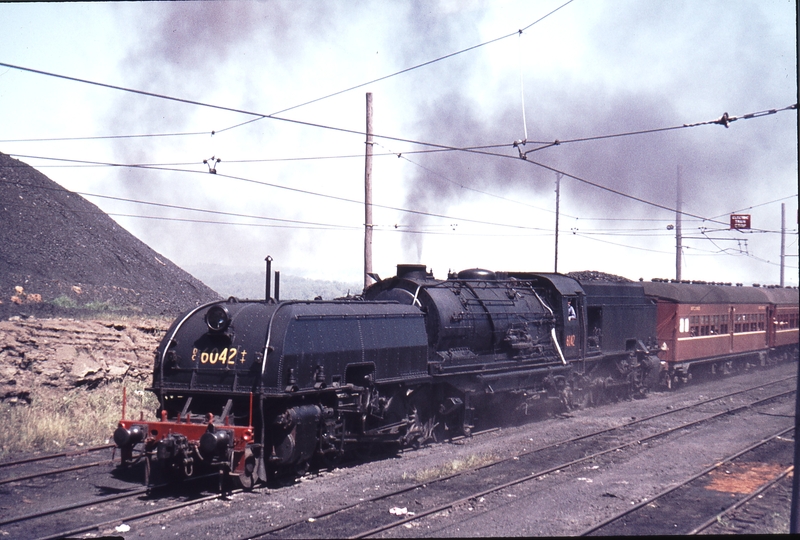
[114, 264, 799, 488]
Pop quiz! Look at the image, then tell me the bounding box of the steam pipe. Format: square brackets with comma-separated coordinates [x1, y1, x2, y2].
[274, 271, 280, 302]
[265, 256, 273, 301]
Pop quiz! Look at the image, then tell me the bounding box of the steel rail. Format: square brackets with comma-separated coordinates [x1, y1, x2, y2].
[687, 464, 794, 535]
[38, 487, 231, 540]
[0, 444, 114, 469]
[240, 375, 795, 539]
[0, 459, 114, 486]
[0, 487, 150, 528]
[352, 393, 795, 539]
[10, 373, 793, 539]
[579, 425, 795, 536]
[0, 472, 218, 530]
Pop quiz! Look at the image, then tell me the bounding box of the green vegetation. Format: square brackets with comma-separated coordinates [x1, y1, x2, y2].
[51, 295, 78, 308]
[83, 300, 116, 311]
[47, 296, 145, 317]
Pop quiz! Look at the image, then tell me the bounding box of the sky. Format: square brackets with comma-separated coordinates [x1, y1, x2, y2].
[1, 0, 797, 289]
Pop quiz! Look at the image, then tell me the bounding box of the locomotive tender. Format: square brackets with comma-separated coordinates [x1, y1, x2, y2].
[114, 264, 799, 488]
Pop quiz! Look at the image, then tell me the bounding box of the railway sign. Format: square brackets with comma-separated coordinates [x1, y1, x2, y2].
[730, 214, 751, 230]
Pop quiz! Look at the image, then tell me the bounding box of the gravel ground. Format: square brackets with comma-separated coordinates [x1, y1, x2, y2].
[108, 361, 797, 539]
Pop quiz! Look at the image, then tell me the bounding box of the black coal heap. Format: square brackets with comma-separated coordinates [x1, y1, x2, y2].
[0, 152, 221, 317]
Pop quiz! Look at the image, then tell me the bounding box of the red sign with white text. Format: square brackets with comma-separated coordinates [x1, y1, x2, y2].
[730, 214, 751, 229]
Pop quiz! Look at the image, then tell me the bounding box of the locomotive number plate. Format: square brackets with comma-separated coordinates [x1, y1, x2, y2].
[191, 347, 247, 365]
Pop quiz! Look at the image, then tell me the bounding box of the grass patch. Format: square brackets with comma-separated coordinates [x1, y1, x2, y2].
[83, 300, 117, 311]
[410, 452, 499, 483]
[51, 295, 78, 309]
[48, 295, 149, 316]
[0, 381, 159, 460]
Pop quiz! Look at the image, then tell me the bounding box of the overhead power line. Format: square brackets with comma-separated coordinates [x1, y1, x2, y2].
[0, 164, 552, 233]
[9, 149, 795, 237]
[8, 175, 768, 240]
[214, 0, 577, 133]
[0, 2, 577, 141]
[0, 2, 577, 144]
[4, 57, 794, 163]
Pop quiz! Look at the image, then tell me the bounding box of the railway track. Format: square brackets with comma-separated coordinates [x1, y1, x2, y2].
[2, 372, 793, 539]
[0, 464, 225, 540]
[581, 426, 795, 536]
[0, 443, 115, 484]
[0, 443, 113, 469]
[0, 444, 120, 491]
[232, 374, 796, 539]
[692, 456, 794, 534]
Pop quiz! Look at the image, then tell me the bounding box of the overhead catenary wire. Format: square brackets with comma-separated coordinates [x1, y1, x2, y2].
[710, 194, 799, 221]
[0, 164, 553, 233]
[212, 0, 577, 134]
[5, 98, 790, 233]
[5, 60, 791, 174]
[512, 104, 798, 157]
[2, 60, 795, 262]
[3, 168, 793, 269]
[572, 231, 799, 269]
[0, 2, 577, 141]
[373, 141, 567, 218]
[0, 181, 558, 238]
[7, 148, 795, 238]
[10, 175, 782, 241]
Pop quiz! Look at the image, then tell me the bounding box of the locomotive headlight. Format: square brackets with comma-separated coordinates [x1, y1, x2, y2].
[205, 305, 231, 333]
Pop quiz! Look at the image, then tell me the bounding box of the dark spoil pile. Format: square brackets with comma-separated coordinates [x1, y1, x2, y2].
[0, 152, 221, 318]
[568, 270, 634, 283]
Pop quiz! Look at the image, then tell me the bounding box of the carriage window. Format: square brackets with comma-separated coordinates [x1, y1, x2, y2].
[733, 313, 763, 333]
[689, 316, 699, 337]
[778, 313, 799, 329]
[699, 315, 710, 336]
[736, 313, 748, 333]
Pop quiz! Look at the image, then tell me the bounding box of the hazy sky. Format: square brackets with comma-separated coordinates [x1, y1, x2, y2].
[1, 0, 797, 287]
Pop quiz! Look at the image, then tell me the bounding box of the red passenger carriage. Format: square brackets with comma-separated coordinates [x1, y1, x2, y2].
[643, 281, 799, 387]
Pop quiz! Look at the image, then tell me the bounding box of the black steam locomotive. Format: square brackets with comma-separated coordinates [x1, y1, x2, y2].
[114, 264, 797, 488]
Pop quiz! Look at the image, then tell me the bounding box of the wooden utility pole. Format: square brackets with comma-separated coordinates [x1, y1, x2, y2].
[554, 172, 562, 273]
[676, 165, 683, 282]
[364, 93, 374, 291]
[780, 202, 786, 287]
